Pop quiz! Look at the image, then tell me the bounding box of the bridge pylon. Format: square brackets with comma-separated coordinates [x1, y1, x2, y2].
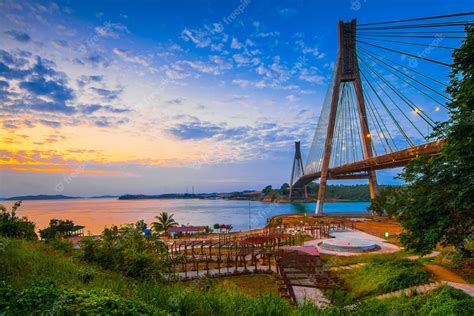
[289, 141, 307, 201]
[316, 19, 379, 215]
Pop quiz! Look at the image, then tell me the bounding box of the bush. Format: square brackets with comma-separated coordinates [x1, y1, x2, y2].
[80, 224, 165, 280]
[0, 201, 37, 240]
[0, 283, 168, 315]
[48, 234, 74, 253]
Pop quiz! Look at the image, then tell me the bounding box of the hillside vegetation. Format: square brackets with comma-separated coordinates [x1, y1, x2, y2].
[1, 237, 473, 315]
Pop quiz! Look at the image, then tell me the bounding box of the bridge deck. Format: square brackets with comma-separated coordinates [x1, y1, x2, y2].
[292, 139, 445, 188]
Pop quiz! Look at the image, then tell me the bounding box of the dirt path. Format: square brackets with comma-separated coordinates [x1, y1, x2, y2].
[424, 264, 468, 284]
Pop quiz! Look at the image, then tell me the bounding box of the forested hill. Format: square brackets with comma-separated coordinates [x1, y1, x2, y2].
[306, 183, 392, 201]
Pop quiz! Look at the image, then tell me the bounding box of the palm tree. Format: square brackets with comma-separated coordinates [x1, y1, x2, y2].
[152, 212, 178, 233]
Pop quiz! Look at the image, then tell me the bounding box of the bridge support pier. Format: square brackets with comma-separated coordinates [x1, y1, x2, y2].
[315, 19, 379, 215]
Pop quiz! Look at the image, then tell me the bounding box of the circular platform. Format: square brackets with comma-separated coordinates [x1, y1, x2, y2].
[320, 238, 379, 253]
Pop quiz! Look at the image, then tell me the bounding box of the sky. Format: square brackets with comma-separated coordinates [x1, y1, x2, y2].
[0, 0, 471, 197]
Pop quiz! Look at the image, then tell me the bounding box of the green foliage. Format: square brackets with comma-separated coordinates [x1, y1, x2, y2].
[80, 224, 167, 279]
[358, 286, 474, 316]
[151, 212, 178, 233]
[338, 258, 431, 298]
[280, 183, 290, 195]
[307, 183, 380, 201]
[0, 201, 37, 240]
[1, 238, 473, 315]
[48, 234, 74, 253]
[262, 185, 273, 195]
[39, 218, 75, 240]
[368, 186, 407, 216]
[0, 283, 167, 315]
[372, 27, 474, 256]
[135, 219, 148, 232]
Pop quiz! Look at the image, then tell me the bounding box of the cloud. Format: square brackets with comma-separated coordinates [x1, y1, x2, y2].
[286, 94, 299, 102]
[181, 28, 211, 48]
[90, 87, 122, 101]
[255, 31, 280, 38]
[93, 116, 129, 127]
[79, 104, 130, 114]
[167, 121, 223, 140]
[178, 60, 222, 75]
[5, 30, 31, 42]
[95, 22, 129, 38]
[39, 119, 61, 128]
[278, 8, 299, 17]
[298, 68, 325, 84]
[113, 48, 149, 66]
[166, 97, 185, 105]
[77, 75, 103, 87]
[74, 52, 111, 68]
[231, 37, 243, 49]
[20, 77, 74, 103]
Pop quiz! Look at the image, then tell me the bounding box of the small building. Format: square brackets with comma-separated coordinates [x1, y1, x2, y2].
[166, 225, 206, 236]
[68, 225, 85, 237]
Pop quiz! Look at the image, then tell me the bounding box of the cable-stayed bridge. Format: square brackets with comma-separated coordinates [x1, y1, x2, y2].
[289, 13, 472, 215]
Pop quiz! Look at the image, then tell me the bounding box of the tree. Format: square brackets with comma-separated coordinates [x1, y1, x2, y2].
[204, 226, 213, 234]
[280, 183, 290, 195]
[0, 201, 37, 240]
[135, 219, 147, 232]
[368, 186, 407, 217]
[213, 223, 221, 233]
[371, 27, 474, 256]
[39, 219, 75, 240]
[151, 212, 178, 233]
[262, 185, 273, 195]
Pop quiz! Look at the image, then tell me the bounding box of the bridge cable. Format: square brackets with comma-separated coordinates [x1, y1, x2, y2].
[357, 21, 474, 31]
[358, 57, 435, 132]
[357, 40, 452, 66]
[358, 55, 437, 126]
[358, 62, 419, 145]
[358, 12, 474, 27]
[356, 46, 448, 86]
[358, 61, 427, 142]
[356, 36, 458, 50]
[348, 83, 365, 161]
[361, 77, 399, 151]
[359, 49, 451, 105]
[362, 83, 396, 152]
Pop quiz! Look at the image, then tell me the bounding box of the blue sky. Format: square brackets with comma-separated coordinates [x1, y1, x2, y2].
[0, 0, 471, 196]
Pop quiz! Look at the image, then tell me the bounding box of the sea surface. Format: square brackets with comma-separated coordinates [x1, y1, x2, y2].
[1, 198, 370, 234]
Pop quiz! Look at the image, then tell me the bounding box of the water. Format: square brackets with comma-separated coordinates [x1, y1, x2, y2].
[1, 198, 370, 234]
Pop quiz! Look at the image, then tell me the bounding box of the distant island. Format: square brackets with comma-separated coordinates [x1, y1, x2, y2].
[2, 185, 387, 202]
[2, 194, 120, 201]
[3, 195, 82, 201]
[118, 191, 258, 200]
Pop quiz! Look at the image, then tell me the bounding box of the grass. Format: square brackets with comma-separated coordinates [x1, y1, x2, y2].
[216, 275, 280, 297]
[337, 257, 431, 298]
